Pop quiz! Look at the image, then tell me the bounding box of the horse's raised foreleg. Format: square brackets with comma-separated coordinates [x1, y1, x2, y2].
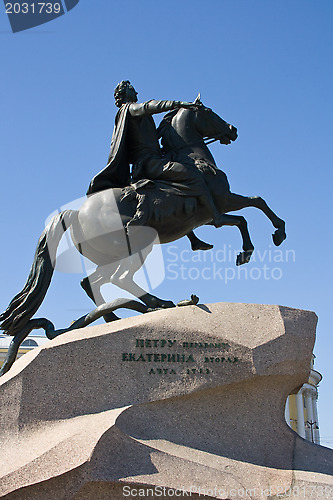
[217, 214, 254, 265]
[187, 231, 214, 251]
[225, 193, 286, 246]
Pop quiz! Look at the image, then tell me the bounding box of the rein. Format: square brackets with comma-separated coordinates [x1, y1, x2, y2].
[162, 134, 225, 154]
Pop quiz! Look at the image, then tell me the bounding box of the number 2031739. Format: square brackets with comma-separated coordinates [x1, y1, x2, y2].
[5, 3, 62, 14]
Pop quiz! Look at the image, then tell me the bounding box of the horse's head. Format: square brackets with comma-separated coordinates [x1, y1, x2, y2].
[192, 100, 238, 145]
[158, 100, 238, 155]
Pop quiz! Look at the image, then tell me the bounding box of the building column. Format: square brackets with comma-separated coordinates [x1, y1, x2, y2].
[305, 390, 314, 421]
[296, 391, 306, 438]
[313, 396, 320, 444]
[305, 389, 315, 442]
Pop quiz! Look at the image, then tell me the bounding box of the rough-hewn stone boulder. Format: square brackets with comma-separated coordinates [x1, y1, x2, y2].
[0, 303, 332, 499]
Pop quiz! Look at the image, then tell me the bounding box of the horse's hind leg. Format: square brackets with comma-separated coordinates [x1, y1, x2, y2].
[110, 250, 175, 310]
[225, 193, 286, 246]
[81, 268, 120, 322]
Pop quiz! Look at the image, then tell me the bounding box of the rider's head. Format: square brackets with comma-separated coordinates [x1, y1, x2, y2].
[114, 80, 138, 107]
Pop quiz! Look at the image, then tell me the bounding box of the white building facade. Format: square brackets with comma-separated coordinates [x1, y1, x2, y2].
[285, 355, 322, 444]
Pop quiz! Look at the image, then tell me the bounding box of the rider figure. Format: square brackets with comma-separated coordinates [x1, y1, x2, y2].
[87, 81, 217, 250]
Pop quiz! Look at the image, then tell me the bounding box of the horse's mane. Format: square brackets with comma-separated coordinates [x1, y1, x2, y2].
[157, 109, 179, 152]
[157, 109, 178, 135]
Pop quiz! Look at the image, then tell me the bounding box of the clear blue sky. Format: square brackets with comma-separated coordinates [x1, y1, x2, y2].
[1, 1, 332, 447]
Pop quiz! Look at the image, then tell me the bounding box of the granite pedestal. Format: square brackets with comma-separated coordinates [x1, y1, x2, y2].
[0, 303, 332, 499]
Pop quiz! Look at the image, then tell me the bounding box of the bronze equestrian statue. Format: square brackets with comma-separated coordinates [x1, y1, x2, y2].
[0, 82, 286, 375]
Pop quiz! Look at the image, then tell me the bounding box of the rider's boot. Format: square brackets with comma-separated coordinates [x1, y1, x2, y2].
[125, 193, 149, 231]
[187, 231, 213, 251]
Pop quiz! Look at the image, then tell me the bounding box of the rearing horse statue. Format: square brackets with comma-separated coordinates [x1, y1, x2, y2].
[0, 99, 286, 375]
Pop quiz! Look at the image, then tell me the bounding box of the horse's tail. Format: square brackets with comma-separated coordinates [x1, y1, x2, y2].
[0, 210, 77, 336]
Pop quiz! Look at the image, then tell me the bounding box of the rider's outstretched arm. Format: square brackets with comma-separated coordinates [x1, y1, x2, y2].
[129, 100, 196, 117]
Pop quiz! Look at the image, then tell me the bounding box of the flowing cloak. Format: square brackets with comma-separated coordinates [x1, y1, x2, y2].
[87, 103, 131, 195]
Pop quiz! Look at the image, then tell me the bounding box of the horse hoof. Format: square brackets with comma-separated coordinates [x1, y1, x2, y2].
[191, 242, 214, 251]
[160, 300, 176, 309]
[272, 227, 287, 246]
[143, 297, 176, 310]
[236, 250, 253, 266]
[147, 302, 176, 313]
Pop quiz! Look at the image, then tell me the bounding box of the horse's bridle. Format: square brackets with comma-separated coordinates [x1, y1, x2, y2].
[161, 104, 230, 153]
[162, 134, 225, 154]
